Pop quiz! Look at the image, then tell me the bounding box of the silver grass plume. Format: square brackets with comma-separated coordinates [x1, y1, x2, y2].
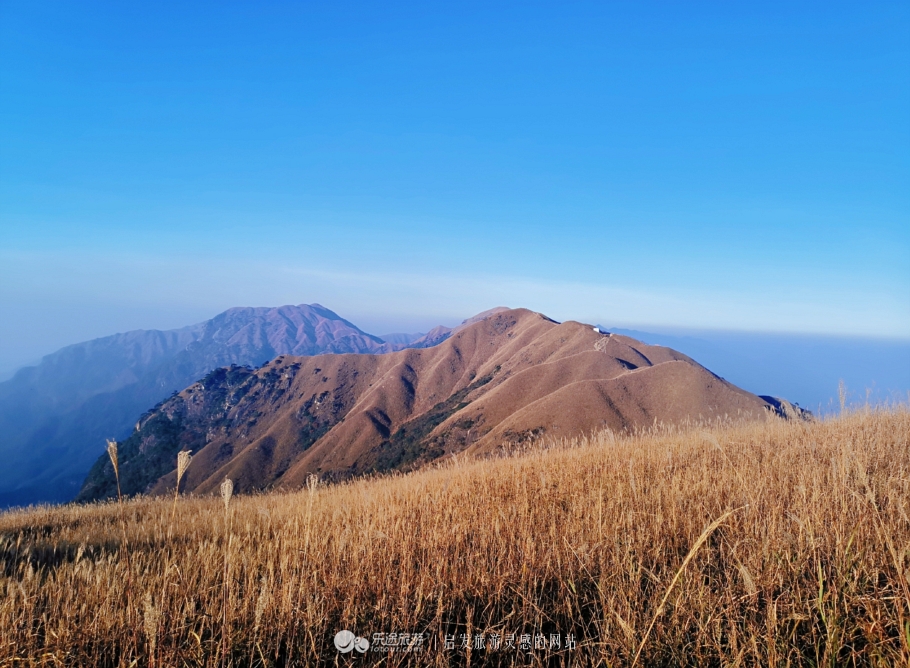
[106, 439, 119, 478]
[176, 450, 192, 489]
[171, 450, 193, 524]
[221, 478, 234, 511]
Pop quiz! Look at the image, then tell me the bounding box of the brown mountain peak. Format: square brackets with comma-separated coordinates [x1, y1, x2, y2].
[77, 307, 799, 502]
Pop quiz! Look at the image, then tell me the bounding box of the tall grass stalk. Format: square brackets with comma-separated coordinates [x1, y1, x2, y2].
[143, 591, 159, 668]
[630, 506, 742, 668]
[106, 438, 136, 646]
[220, 478, 233, 668]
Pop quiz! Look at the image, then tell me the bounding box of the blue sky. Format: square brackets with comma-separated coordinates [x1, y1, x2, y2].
[1, 1, 908, 373]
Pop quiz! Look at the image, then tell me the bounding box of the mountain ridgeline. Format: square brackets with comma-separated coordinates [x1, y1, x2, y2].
[78, 309, 801, 502]
[0, 304, 438, 507]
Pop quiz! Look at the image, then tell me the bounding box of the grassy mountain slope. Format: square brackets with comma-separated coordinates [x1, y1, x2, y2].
[4, 408, 906, 666]
[78, 308, 789, 502]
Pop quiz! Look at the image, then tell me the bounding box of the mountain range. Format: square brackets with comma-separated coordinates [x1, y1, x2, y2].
[77, 308, 799, 502]
[0, 304, 455, 507]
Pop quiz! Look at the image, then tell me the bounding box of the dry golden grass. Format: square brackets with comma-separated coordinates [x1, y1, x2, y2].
[2, 408, 908, 667]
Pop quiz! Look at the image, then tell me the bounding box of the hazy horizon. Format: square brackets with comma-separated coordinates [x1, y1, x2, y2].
[1, 300, 907, 416]
[3, 297, 910, 379]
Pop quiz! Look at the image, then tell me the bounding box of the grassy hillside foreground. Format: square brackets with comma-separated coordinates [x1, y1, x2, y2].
[2, 409, 908, 666]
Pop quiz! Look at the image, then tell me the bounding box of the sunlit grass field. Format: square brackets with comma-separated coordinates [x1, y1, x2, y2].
[2, 408, 908, 666]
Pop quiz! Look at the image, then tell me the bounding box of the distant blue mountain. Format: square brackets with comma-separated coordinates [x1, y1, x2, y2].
[0, 304, 407, 508]
[603, 327, 910, 414]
